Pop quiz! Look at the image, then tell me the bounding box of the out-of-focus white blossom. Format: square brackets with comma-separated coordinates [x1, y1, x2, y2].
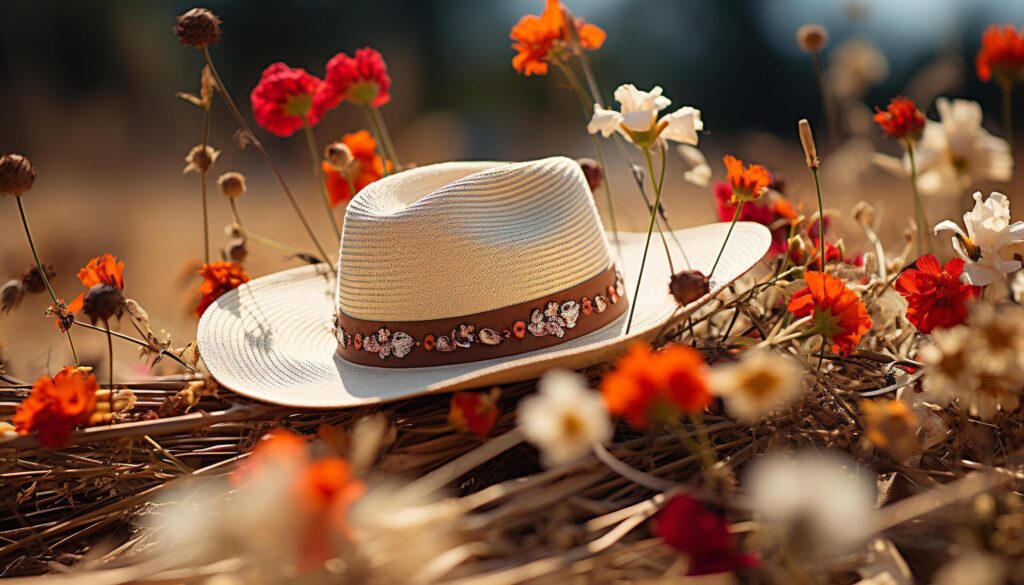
[677, 144, 711, 187]
[709, 349, 804, 423]
[518, 369, 613, 467]
[828, 39, 889, 100]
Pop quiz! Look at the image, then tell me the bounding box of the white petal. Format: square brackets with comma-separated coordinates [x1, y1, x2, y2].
[587, 104, 623, 138]
[683, 164, 711, 187]
[962, 262, 1002, 286]
[658, 107, 702, 145]
[933, 219, 966, 237]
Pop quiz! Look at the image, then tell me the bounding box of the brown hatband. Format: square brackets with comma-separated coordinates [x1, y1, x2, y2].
[333, 265, 627, 368]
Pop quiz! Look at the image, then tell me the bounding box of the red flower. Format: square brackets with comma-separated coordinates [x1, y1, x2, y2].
[713, 181, 794, 256]
[13, 366, 98, 447]
[873, 96, 925, 141]
[195, 261, 250, 318]
[251, 62, 330, 138]
[895, 254, 979, 334]
[654, 494, 758, 576]
[321, 130, 390, 207]
[788, 271, 872, 355]
[67, 253, 125, 314]
[723, 155, 771, 203]
[977, 25, 1024, 85]
[601, 343, 711, 428]
[510, 0, 606, 76]
[321, 48, 392, 109]
[449, 390, 500, 438]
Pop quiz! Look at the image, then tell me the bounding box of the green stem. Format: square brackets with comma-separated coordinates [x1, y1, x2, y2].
[201, 47, 331, 265]
[643, 147, 675, 275]
[14, 195, 79, 364]
[906, 140, 930, 256]
[362, 104, 392, 177]
[812, 167, 826, 272]
[709, 201, 744, 278]
[625, 148, 667, 335]
[302, 120, 341, 239]
[372, 106, 401, 170]
[73, 318, 198, 373]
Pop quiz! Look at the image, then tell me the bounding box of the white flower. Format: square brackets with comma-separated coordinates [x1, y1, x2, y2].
[518, 369, 612, 467]
[747, 452, 876, 557]
[933, 191, 1024, 285]
[677, 144, 711, 187]
[916, 325, 973, 407]
[709, 349, 803, 423]
[873, 98, 1012, 198]
[587, 84, 702, 147]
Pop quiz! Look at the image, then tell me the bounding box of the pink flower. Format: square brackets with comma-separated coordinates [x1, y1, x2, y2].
[320, 47, 392, 110]
[250, 62, 331, 138]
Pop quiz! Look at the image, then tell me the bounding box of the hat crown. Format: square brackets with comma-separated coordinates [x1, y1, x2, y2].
[336, 157, 613, 321]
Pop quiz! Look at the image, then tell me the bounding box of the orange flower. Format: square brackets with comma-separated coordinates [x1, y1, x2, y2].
[449, 389, 501, 437]
[977, 25, 1024, 85]
[723, 155, 771, 203]
[321, 130, 391, 207]
[13, 366, 98, 447]
[873, 96, 925, 141]
[510, 0, 606, 76]
[601, 343, 711, 428]
[195, 261, 250, 318]
[67, 253, 125, 314]
[787, 271, 872, 356]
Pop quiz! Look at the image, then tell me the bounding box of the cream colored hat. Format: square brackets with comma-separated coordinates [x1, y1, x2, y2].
[198, 157, 770, 408]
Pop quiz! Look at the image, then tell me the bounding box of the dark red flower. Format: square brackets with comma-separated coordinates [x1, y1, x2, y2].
[873, 96, 925, 141]
[321, 47, 392, 109]
[895, 254, 979, 334]
[195, 261, 250, 318]
[654, 494, 758, 576]
[977, 25, 1024, 85]
[251, 62, 331, 138]
[448, 390, 500, 438]
[788, 271, 872, 355]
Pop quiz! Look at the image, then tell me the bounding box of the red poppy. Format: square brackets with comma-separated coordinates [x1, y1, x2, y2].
[601, 343, 711, 428]
[67, 253, 125, 314]
[250, 62, 331, 138]
[510, 0, 606, 76]
[873, 96, 925, 141]
[723, 155, 771, 203]
[195, 261, 250, 318]
[13, 366, 98, 447]
[977, 25, 1024, 85]
[449, 390, 500, 438]
[321, 47, 392, 109]
[788, 271, 872, 355]
[320, 130, 390, 207]
[654, 494, 758, 576]
[895, 254, 978, 334]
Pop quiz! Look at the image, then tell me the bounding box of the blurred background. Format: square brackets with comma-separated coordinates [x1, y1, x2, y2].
[2, 0, 1024, 378]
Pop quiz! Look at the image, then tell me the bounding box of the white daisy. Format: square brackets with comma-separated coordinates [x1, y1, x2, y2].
[518, 369, 613, 467]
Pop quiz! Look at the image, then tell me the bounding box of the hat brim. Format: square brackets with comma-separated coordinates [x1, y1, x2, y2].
[197, 222, 771, 408]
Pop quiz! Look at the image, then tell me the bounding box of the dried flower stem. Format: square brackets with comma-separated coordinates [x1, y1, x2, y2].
[301, 119, 341, 239]
[810, 51, 840, 146]
[709, 201, 744, 279]
[361, 104, 392, 177]
[72, 318, 198, 373]
[905, 139, 930, 256]
[228, 198, 311, 257]
[372, 106, 401, 170]
[199, 105, 212, 264]
[13, 195, 79, 364]
[200, 48, 331, 264]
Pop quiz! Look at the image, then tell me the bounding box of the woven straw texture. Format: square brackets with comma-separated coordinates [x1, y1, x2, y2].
[337, 157, 612, 321]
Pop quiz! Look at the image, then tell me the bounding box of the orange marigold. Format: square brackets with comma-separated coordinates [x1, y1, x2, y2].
[449, 389, 501, 438]
[66, 253, 124, 314]
[873, 96, 925, 141]
[601, 343, 711, 428]
[723, 155, 771, 203]
[321, 130, 391, 207]
[787, 271, 872, 356]
[13, 366, 98, 447]
[510, 0, 606, 76]
[195, 261, 250, 318]
[977, 24, 1024, 85]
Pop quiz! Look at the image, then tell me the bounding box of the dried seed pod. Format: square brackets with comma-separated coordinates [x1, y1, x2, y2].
[226, 238, 248, 263]
[82, 283, 124, 324]
[796, 24, 829, 53]
[21, 264, 55, 294]
[577, 158, 604, 192]
[183, 145, 220, 174]
[669, 270, 710, 306]
[217, 172, 246, 198]
[174, 8, 222, 49]
[0, 154, 36, 195]
[798, 119, 819, 170]
[324, 142, 354, 171]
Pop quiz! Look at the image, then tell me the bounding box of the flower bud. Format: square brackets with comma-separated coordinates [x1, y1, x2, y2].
[577, 158, 604, 192]
[796, 24, 829, 53]
[217, 171, 246, 198]
[0, 154, 37, 195]
[183, 145, 220, 175]
[669, 270, 710, 306]
[798, 119, 819, 170]
[226, 238, 248, 263]
[852, 201, 876, 227]
[22, 264, 55, 294]
[82, 283, 123, 324]
[324, 142, 354, 171]
[174, 8, 222, 49]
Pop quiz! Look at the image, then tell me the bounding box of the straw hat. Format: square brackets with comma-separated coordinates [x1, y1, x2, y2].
[198, 157, 770, 408]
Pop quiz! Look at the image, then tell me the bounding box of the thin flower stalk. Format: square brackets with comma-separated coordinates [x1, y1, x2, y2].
[301, 119, 341, 239]
[372, 106, 401, 170]
[14, 196, 79, 364]
[228, 198, 311, 257]
[709, 201, 744, 278]
[626, 145, 671, 334]
[905, 138, 931, 255]
[200, 47, 332, 264]
[72, 318, 198, 373]
[200, 105, 212, 263]
[361, 104, 392, 177]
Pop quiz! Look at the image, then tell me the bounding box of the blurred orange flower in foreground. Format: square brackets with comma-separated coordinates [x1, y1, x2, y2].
[723, 155, 771, 203]
[67, 253, 125, 314]
[976, 24, 1024, 85]
[449, 389, 501, 438]
[787, 271, 872, 356]
[601, 343, 711, 428]
[321, 130, 390, 207]
[195, 261, 249, 318]
[13, 366, 98, 447]
[510, 0, 606, 76]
